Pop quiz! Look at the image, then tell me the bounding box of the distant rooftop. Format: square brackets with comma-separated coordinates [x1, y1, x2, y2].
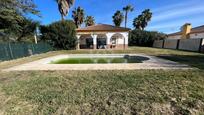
[76, 24, 131, 32]
[168, 25, 204, 36]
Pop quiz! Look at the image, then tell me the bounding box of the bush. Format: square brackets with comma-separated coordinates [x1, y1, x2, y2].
[129, 29, 167, 47]
[40, 20, 77, 50]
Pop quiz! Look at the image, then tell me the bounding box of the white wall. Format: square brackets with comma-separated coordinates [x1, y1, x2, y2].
[111, 34, 124, 44]
[117, 38, 124, 44]
[178, 38, 202, 51]
[153, 40, 163, 48]
[163, 39, 178, 49]
[168, 35, 181, 39]
[153, 38, 204, 52]
[190, 33, 204, 39]
[168, 33, 204, 39]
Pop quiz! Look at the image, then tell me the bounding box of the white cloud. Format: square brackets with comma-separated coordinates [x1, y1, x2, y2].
[147, 15, 204, 33]
[147, 0, 204, 33]
[152, 5, 204, 23]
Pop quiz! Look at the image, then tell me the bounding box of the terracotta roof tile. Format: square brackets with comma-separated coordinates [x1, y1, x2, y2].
[168, 25, 204, 36]
[76, 24, 131, 32]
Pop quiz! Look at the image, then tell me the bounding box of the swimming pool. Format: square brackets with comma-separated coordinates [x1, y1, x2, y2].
[50, 55, 149, 64]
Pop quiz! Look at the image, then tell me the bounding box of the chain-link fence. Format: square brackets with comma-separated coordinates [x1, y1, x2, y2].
[0, 42, 53, 61]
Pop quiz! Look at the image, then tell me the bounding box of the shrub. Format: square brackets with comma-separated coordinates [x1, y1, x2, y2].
[40, 20, 77, 50]
[129, 29, 167, 47]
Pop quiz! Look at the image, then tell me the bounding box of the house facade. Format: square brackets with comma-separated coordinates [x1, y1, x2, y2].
[168, 24, 204, 39]
[76, 24, 130, 50]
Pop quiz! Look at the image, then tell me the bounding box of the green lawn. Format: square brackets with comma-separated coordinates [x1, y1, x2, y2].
[0, 47, 204, 114]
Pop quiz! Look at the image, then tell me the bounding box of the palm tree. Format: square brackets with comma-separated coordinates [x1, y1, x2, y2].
[112, 10, 124, 27]
[72, 7, 85, 28]
[84, 16, 95, 27]
[141, 9, 152, 30]
[123, 5, 134, 28]
[56, 0, 75, 21]
[133, 9, 152, 30]
[133, 15, 143, 30]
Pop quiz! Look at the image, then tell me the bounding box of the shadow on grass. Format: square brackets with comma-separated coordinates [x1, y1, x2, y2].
[157, 55, 204, 70]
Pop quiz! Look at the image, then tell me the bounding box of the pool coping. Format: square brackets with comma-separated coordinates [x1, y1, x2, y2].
[3, 54, 193, 71]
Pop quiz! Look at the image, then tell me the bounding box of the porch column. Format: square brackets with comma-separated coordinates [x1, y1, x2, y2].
[121, 33, 129, 49]
[106, 33, 114, 49]
[92, 34, 97, 49]
[76, 35, 81, 50]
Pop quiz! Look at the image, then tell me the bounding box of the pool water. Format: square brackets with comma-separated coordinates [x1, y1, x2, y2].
[50, 57, 144, 64]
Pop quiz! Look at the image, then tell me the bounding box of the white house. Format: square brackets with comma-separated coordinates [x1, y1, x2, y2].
[76, 24, 130, 50]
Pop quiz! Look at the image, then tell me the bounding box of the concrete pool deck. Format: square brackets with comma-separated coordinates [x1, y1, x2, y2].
[3, 54, 192, 71]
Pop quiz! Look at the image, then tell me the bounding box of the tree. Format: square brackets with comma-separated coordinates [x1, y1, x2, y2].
[84, 16, 95, 27]
[133, 15, 143, 30]
[141, 9, 152, 30]
[0, 0, 40, 41]
[0, 0, 39, 25]
[133, 9, 152, 30]
[17, 19, 39, 41]
[55, 0, 75, 21]
[112, 10, 124, 27]
[72, 7, 85, 28]
[0, 0, 39, 16]
[123, 5, 134, 28]
[129, 29, 166, 47]
[40, 20, 77, 50]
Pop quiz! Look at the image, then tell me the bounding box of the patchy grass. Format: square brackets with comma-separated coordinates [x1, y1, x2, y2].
[158, 55, 204, 69]
[0, 46, 204, 114]
[1, 70, 204, 114]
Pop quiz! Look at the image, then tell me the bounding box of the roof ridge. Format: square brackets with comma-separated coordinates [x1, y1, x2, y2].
[77, 23, 130, 30]
[192, 25, 204, 29]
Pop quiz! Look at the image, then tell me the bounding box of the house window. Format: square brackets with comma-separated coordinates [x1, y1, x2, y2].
[111, 38, 116, 45]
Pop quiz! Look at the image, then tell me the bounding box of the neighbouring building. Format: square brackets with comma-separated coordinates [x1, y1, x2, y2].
[76, 24, 130, 50]
[153, 23, 204, 52]
[168, 23, 204, 39]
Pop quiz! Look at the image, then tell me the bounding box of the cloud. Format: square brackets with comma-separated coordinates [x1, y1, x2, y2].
[147, 0, 204, 33]
[147, 17, 204, 33]
[152, 5, 204, 23]
[152, 1, 198, 13]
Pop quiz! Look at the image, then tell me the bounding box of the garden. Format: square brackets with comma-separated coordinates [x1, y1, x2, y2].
[0, 47, 204, 114]
[1, 0, 204, 114]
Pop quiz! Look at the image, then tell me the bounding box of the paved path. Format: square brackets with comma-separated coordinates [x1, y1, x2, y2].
[3, 54, 192, 71]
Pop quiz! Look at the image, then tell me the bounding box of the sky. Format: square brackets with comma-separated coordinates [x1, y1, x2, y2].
[30, 0, 204, 34]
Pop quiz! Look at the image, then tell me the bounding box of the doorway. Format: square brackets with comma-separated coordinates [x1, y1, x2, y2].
[97, 38, 106, 49]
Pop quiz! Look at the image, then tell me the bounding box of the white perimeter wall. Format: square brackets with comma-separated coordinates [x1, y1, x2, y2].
[153, 40, 163, 48]
[153, 38, 204, 52]
[179, 38, 202, 51]
[163, 39, 178, 49]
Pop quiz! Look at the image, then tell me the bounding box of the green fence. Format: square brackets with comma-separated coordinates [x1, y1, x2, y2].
[0, 42, 53, 61]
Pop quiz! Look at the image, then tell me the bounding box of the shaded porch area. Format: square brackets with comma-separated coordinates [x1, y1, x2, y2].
[76, 24, 130, 50]
[77, 33, 128, 50]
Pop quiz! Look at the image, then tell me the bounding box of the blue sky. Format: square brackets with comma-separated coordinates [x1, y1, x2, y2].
[31, 0, 204, 34]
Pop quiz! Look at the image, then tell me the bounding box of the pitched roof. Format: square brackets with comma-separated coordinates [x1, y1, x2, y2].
[168, 25, 204, 36]
[76, 24, 131, 32]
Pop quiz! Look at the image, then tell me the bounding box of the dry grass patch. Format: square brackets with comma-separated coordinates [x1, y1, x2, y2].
[0, 70, 204, 114]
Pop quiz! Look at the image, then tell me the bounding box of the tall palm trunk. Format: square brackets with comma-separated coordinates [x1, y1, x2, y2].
[61, 14, 64, 21]
[125, 11, 127, 28]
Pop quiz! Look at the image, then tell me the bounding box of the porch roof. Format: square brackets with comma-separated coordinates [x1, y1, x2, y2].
[76, 24, 131, 33]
